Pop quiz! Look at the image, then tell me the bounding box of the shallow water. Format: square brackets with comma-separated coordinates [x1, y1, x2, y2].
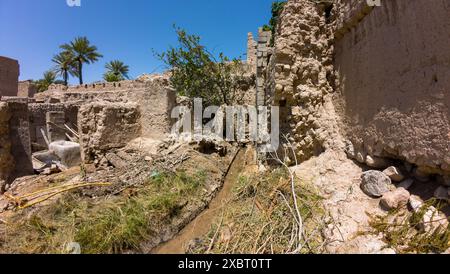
[152, 149, 246, 254]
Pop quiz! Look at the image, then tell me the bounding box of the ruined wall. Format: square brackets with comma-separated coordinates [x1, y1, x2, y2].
[247, 32, 257, 73]
[333, 0, 450, 176]
[0, 103, 13, 191]
[78, 102, 141, 163]
[0, 56, 19, 97]
[256, 29, 272, 107]
[18, 80, 37, 98]
[266, 0, 342, 162]
[5, 102, 33, 179]
[28, 103, 79, 150]
[38, 77, 176, 139]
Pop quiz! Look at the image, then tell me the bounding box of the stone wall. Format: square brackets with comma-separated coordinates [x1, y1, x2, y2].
[78, 102, 141, 163]
[265, 0, 342, 162]
[256, 28, 272, 107]
[0, 102, 33, 182]
[18, 80, 37, 98]
[247, 32, 257, 73]
[37, 77, 176, 139]
[0, 56, 19, 97]
[28, 103, 79, 150]
[0, 103, 13, 192]
[333, 0, 450, 176]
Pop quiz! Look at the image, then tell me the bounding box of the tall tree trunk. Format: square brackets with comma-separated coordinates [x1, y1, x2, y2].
[78, 60, 83, 85]
[64, 69, 68, 86]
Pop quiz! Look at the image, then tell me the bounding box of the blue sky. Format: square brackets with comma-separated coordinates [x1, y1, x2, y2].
[0, 0, 274, 84]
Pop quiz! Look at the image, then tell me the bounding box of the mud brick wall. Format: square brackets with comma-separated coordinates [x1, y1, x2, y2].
[46, 111, 66, 143]
[0, 102, 13, 191]
[6, 102, 33, 178]
[28, 103, 79, 150]
[333, 0, 450, 176]
[265, 0, 340, 162]
[78, 102, 141, 163]
[0, 56, 19, 97]
[18, 80, 37, 98]
[39, 78, 176, 140]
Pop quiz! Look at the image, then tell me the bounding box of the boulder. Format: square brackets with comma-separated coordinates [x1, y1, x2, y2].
[383, 166, 405, 182]
[361, 171, 392, 198]
[49, 141, 81, 169]
[380, 188, 410, 210]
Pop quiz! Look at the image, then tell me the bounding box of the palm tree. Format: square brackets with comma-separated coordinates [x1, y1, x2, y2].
[60, 37, 103, 85]
[52, 51, 77, 86]
[105, 60, 130, 81]
[103, 72, 122, 82]
[35, 71, 56, 93]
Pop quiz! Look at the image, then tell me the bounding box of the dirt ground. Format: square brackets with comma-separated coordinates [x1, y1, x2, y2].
[0, 138, 238, 254]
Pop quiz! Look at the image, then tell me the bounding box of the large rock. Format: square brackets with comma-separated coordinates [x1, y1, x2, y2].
[380, 188, 410, 210]
[383, 166, 405, 182]
[49, 141, 81, 168]
[361, 171, 392, 197]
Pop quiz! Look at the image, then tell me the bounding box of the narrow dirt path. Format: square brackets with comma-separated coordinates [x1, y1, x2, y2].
[152, 149, 246, 254]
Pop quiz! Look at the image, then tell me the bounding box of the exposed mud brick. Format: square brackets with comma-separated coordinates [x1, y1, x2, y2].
[78, 102, 141, 163]
[17, 80, 37, 98]
[265, 0, 343, 162]
[7, 101, 33, 178]
[0, 102, 13, 189]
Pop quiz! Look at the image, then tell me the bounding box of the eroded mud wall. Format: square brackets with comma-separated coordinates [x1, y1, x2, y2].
[266, 0, 343, 162]
[334, 0, 450, 175]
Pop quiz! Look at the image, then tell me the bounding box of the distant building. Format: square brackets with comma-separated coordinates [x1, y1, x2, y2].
[0, 56, 20, 97]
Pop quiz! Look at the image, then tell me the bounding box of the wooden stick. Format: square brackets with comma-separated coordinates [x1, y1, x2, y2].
[40, 128, 50, 147]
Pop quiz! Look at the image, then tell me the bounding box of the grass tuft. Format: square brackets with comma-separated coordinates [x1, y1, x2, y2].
[188, 168, 327, 254]
[368, 199, 450, 254]
[1, 170, 207, 254]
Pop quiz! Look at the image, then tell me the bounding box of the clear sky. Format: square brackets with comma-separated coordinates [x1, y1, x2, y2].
[0, 0, 274, 84]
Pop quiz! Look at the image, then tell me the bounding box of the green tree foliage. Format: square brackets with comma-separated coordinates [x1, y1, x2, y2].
[34, 71, 56, 93]
[52, 51, 78, 86]
[60, 37, 103, 85]
[103, 60, 130, 82]
[156, 27, 246, 106]
[103, 72, 122, 82]
[268, 1, 287, 46]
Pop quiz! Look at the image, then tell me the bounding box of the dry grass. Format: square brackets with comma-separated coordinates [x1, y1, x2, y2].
[188, 168, 327, 254]
[368, 199, 450, 254]
[0, 170, 206, 254]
